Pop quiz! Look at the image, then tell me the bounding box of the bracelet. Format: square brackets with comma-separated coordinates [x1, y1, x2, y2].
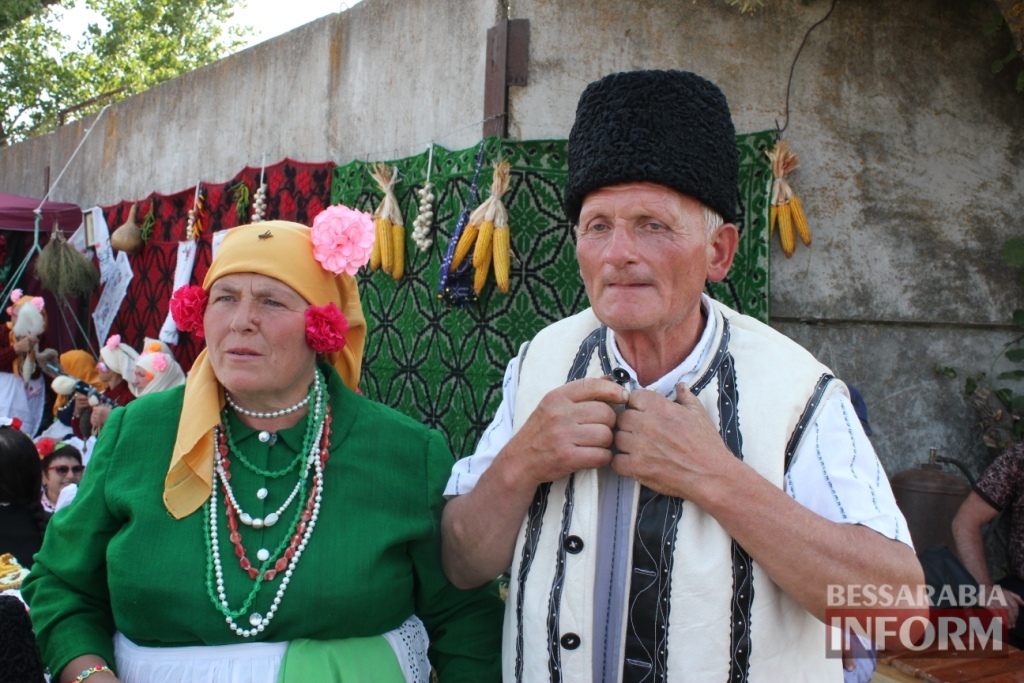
[73, 665, 112, 682]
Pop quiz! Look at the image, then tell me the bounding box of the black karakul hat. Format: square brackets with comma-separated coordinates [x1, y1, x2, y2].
[565, 70, 739, 225]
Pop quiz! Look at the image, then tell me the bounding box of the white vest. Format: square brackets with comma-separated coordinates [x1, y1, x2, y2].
[503, 300, 845, 682]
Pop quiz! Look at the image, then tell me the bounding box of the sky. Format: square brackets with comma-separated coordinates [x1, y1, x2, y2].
[58, 0, 361, 51]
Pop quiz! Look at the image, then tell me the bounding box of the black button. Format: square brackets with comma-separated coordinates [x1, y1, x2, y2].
[564, 535, 584, 554]
[560, 633, 581, 650]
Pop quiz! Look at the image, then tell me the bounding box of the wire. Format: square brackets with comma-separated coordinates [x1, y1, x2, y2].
[777, 0, 838, 135]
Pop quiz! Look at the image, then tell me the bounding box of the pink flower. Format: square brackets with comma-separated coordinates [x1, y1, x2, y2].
[10, 289, 22, 302]
[169, 285, 208, 338]
[30, 297, 44, 311]
[310, 205, 375, 276]
[105, 334, 121, 349]
[151, 353, 168, 373]
[305, 303, 349, 353]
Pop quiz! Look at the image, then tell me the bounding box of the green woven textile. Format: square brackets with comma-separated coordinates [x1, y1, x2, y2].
[331, 134, 772, 456]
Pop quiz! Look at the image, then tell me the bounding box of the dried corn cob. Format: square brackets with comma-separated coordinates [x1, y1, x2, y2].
[450, 224, 479, 271]
[473, 254, 492, 294]
[493, 226, 510, 293]
[369, 163, 402, 276]
[765, 141, 811, 258]
[370, 234, 382, 271]
[391, 222, 405, 280]
[777, 203, 796, 258]
[376, 216, 394, 273]
[790, 195, 811, 246]
[473, 220, 494, 270]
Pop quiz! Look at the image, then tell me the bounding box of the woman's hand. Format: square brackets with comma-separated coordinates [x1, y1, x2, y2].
[13, 334, 36, 354]
[59, 656, 121, 683]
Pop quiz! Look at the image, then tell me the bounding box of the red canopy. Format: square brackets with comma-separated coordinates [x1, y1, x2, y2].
[0, 192, 82, 233]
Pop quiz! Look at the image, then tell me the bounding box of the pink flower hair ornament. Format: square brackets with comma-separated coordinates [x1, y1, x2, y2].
[105, 334, 121, 349]
[310, 204, 376, 276]
[151, 353, 168, 373]
[169, 285, 209, 338]
[10, 289, 22, 303]
[305, 303, 349, 354]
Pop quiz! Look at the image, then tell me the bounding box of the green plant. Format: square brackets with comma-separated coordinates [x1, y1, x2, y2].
[936, 236, 1024, 450]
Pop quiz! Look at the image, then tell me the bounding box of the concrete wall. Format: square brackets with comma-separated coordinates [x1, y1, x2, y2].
[1, 0, 1022, 480]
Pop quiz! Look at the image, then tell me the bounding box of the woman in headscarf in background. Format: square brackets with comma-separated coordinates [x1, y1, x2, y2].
[50, 350, 106, 440]
[87, 336, 138, 437]
[0, 292, 49, 437]
[131, 350, 185, 397]
[23, 209, 503, 683]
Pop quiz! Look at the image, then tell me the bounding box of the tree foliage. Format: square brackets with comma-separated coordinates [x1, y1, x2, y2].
[0, 0, 251, 146]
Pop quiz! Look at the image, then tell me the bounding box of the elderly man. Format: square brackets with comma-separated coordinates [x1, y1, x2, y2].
[441, 70, 925, 681]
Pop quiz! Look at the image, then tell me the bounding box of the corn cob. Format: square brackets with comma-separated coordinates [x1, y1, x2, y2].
[769, 205, 778, 238]
[777, 203, 796, 258]
[790, 195, 811, 246]
[391, 223, 405, 280]
[473, 253, 492, 294]
[493, 226, 510, 293]
[473, 220, 494, 270]
[376, 217, 394, 273]
[450, 224, 478, 271]
[370, 233, 382, 271]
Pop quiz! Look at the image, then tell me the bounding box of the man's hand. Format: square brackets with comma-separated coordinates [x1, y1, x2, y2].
[611, 383, 735, 501]
[992, 587, 1024, 625]
[504, 377, 626, 489]
[442, 377, 628, 589]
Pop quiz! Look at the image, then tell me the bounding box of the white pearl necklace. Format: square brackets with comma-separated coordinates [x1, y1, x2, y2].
[215, 438, 309, 529]
[225, 391, 310, 419]
[209, 445, 324, 637]
[216, 377, 324, 529]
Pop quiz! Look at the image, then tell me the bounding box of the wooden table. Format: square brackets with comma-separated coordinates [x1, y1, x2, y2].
[873, 649, 1024, 682]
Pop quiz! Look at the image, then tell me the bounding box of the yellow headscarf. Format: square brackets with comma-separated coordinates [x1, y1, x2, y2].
[164, 221, 367, 519]
[52, 350, 106, 415]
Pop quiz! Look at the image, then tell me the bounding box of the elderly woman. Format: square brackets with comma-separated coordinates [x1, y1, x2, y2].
[23, 212, 502, 683]
[131, 351, 185, 396]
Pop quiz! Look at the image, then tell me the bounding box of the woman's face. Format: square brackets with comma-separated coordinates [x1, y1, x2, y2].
[97, 364, 116, 384]
[133, 366, 151, 391]
[42, 454, 82, 501]
[204, 272, 317, 407]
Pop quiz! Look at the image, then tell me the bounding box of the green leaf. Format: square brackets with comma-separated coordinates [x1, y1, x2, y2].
[996, 388, 1014, 407]
[935, 364, 958, 379]
[1001, 238, 1024, 266]
[966, 377, 978, 395]
[1011, 395, 1024, 410]
[998, 370, 1024, 380]
[1007, 348, 1024, 362]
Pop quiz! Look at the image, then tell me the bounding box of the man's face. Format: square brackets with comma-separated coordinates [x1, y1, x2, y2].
[575, 182, 732, 341]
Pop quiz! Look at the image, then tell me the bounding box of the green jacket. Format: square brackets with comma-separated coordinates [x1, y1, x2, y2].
[23, 363, 502, 681]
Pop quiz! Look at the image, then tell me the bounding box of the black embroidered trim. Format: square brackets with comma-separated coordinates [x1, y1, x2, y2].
[729, 540, 755, 683]
[547, 473, 577, 682]
[690, 317, 731, 395]
[719, 352, 753, 683]
[515, 481, 552, 683]
[783, 374, 835, 474]
[622, 488, 682, 683]
[568, 327, 605, 382]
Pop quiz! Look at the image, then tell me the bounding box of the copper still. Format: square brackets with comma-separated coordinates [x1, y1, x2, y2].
[890, 448, 972, 553]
